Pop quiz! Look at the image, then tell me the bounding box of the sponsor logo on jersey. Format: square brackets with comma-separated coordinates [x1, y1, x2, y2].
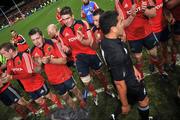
[12, 68, 23, 72]
[68, 36, 78, 42]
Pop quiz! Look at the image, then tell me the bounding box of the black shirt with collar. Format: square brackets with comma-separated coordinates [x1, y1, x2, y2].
[101, 37, 134, 82]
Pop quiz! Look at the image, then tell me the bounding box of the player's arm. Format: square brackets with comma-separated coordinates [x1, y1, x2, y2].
[17, 36, 27, 45]
[115, 0, 136, 27]
[133, 66, 143, 81]
[10, 38, 18, 47]
[49, 43, 67, 65]
[77, 21, 92, 46]
[165, 0, 180, 9]
[114, 80, 130, 114]
[163, 6, 176, 24]
[143, 0, 156, 18]
[123, 4, 137, 27]
[94, 2, 99, 9]
[59, 34, 71, 54]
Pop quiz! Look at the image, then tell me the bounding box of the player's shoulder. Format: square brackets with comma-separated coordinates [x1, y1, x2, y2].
[30, 45, 37, 54]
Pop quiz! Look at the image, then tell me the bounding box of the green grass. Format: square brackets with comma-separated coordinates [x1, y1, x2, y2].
[0, 0, 180, 120]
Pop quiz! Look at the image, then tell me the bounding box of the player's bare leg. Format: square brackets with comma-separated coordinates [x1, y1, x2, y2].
[134, 53, 144, 78]
[94, 69, 115, 98]
[81, 75, 98, 106]
[61, 92, 76, 110]
[45, 92, 64, 109]
[160, 41, 170, 71]
[149, 46, 168, 81]
[35, 97, 50, 116]
[70, 86, 86, 109]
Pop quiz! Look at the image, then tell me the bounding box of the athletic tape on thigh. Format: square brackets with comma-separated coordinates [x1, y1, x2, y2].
[8, 86, 21, 99]
[80, 75, 91, 83]
[152, 32, 159, 43]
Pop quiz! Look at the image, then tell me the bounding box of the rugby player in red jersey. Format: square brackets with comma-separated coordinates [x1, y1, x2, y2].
[115, 0, 168, 81]
[166, 0, 180, 70]
[149, 0, 175, 72]
[0, 68, 37, 119]
[47, 24, 75, 67]
[59, 6, 112, 105]
[29, 28, 86, 109]
[56, 7, 64, 26]
[10, 30, 29, 53]
[0, 43, 63, 115]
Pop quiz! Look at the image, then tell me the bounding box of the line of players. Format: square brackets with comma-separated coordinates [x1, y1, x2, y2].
[0, 0, 179, 119]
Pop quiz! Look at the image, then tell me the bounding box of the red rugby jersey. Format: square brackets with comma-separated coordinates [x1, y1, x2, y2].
[116, 0, 153, 40]
[12, 35, 29, 52]
[60, 20, 96, 61]
[6, 52, 44, 92]
[149, 0, 168, 33]
[31, 39, 72, 85]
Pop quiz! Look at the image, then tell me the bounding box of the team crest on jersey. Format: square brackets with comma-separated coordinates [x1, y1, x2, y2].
[17, 60, 21, 65]
[47, 46, 52, 52]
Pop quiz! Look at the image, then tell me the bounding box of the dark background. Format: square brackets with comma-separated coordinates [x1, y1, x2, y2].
[0, 0, 24, 11]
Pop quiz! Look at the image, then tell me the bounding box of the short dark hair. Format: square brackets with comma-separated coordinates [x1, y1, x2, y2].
[99, 11, 118, 35]
[60, 6, 73, 16]
[0, 42, 16, 51]
[10, 30, 16, 33]
[28, 27, 43, 36]
[93, 8, 104, 16]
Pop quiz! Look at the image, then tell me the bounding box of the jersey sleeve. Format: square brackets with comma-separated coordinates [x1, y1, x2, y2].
[81, 22, 89, 39]
[6, 60, 13, 75]
[11, 54, 33, 80]
[54, 43, 67, 58]
[115, 0, 127, 19]
[22, 53, 33, 74]
[17, 36, 26, 45]
[59, 33, 70, 47]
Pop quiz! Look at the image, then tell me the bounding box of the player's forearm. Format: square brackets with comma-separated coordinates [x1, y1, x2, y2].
[144, 8, 156, 18]
[80, 38, 92, 46]
[50, 57, 67, 64]
[124, 15, 135, 27]
[115, 80, 129, 106]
